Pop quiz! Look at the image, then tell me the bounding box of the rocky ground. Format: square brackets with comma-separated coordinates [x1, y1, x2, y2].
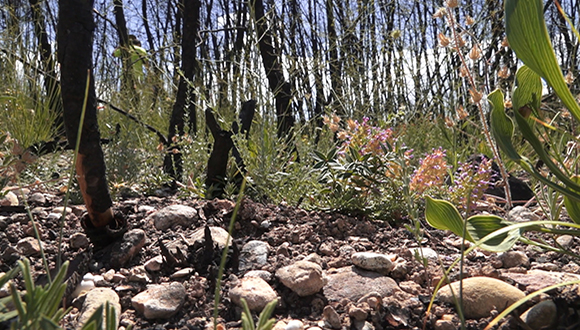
[1, 190, 580, 330]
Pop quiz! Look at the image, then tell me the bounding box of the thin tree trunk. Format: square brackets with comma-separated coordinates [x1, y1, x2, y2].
[163, 0, 200, 184]
[250, 0, 294, 138]
[57, 0, 113, 229]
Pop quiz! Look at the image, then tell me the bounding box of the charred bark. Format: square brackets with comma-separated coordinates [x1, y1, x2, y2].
[205, 100, 255, 199]
[163, 0, 201, 185]
[29, 0, 64, 136]
[250, 0, 294, 138]
[57, 0, 113, 228]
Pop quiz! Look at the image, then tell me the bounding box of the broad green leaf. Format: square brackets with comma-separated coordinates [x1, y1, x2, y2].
[488, 89, 521, 161]
[424, 196, 473, 242]
[512, 66, 542, 117]
[505, 0, 580, 122]
[564, 175, 580, 224]
[466, 215, 521, 252]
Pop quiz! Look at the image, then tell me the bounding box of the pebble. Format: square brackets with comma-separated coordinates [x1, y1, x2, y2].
[408, 247, 438, 260]
[0, 191, 19, 206]
[503, 269, 580, 292]
[138, 205, 156, 213]
[28, 192, 46, 205]
[303, 253, 322, 265]
[147, 205, 198, 230]
[109, 229, 147, 268]
[322, 305, 341, 329]
[128, 265, 152, 283]
[189, 226, 231, 249]
[436, 277, 525, 319]
[434, 320, 455, 330]
[244, 270, 272, 282]
[77, 288, 121, 330]
[285, 320, 304, 330]
[499, 251, 529, 268]
[16, 237, 41, 256]
[508, 206, 539, 222]
[556, 235, 574, 248]
[348, 304, 368, 321]
[52, 206, 73, 215]
[144, 255, 164, 272]
[351, 252, 394, 274]
[171, 268, 193, 279]
[324, 267, 400, 302]
[276, 260, 326, 296]
[521, 300, 557, 330]
[240, 240, 270, 271]
[103, 269, 115, 282]
[273, 321, 287, 330]
[229, 276, 278, 311]
[69, 232, 89, 249]
[131, 282, 186, 319]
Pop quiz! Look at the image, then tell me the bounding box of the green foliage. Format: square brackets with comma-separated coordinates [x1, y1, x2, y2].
[240, 298, 277, 330]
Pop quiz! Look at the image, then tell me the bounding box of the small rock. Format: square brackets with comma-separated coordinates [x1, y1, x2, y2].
[434, 320, 455, 330]
[399, 281, 422, 295]
[46, 213, 61, 221]
[323, 305, 341, 329]
[109, 229, 147, 268]
[144, 255, 164, 272]
[171, 268, 193, 279]
[147, 205, 198, 230]
[69, 233, 89, 249]
[138, 205, 156, 213]
[508, 206, 539, 222]
[408, 247, 438, 260]
[131, 282, 186, 319]
[273, 321, 287, 330]
[276, 242, 290, 257]
[189, 226, 231, 249]
[244, 270, 272, 282]
[303, 253, 323, 265]
[276, 261, 326, 296]
[437, 277, 525, 319]
[285, 320, 304, 330]
[521, 300, 557, 330]
[499, 251, 529, 268]
[351, 252, 394, 274]
[112, 273, 126, 282]
[324, 267, 400, 302]
[0, 191, 19, 206]
[52, 206, 73, 215]
[28, 192, 46, 205]
[72, 274, 96, 299]
[229, 276, 278, 312]
[556, 235, 574, 248]
[128, 266, 151, 283]
[103, 269, 115, 282]
[348, 304, 368, 321]
[240, 240, 270, 271]
[503, 269, 580, 292]
[16, 237, 41, 256]
[76, 288, 121, 330]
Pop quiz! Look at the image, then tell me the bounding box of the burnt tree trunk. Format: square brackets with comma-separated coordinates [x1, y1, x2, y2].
[250, 0, 294, 138]
[29, 0, 64, 136]
[206, 100, 255, 198]
[58, 0, 113, 228]
[163, 0, 200, 184]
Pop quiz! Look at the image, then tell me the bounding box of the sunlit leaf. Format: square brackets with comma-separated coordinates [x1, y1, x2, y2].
[425, 196, 473, 241]
[466, 215, 521, 252]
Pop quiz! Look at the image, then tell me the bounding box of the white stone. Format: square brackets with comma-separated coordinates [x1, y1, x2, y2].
[285, 320, 304, 330]
[240, 240, 270, 271]
[351, 252, 394, 274]
[147, 205, 198, 230]
[171, 268, 193, 279]
[229, 276, 278, 312]
[131, 282, 186, 319]
[144, 255, 164, 272]
[276, 261, 326, 296]
[76, 288, 121, 330]
[0, 191, 19, 206]
[188, 226, 232, 249]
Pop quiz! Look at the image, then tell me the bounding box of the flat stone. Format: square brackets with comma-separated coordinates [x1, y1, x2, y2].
[132, 282, 186, 319]
[52, 206, 73, 215]
[171, 268, 193, 279]
[437, 277, 525, 319]
[28, 192, 46, 205]
[285, 320, 304, 330]
[499, 251, 529, 268]
[351, 252, 394, 274]
[188, 226, 231, 249]
[76, 288, 121, 330]
[244, 270, 273, 282]
[109, 229, 147, 268]
[556, 235, 574, 248]
[147, 205, 198, 230]
[521, 300, 557, 330]
[508, 206, 539, 222]
[276, 261, 326, 296]
[16, 237, 41, 256]
[144, 255, 164, 272]
[229, 276, 278, 312]
[408, 247, 438, 260]
[503, 269, 580, 293]
[128, 265, 151, 283]
[322, 305, 341, 329]
[0, 191, 18, 206]
[240, 240, 270, 271]
[323, 266, 401, 302]
[69, 233, 89, 249]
